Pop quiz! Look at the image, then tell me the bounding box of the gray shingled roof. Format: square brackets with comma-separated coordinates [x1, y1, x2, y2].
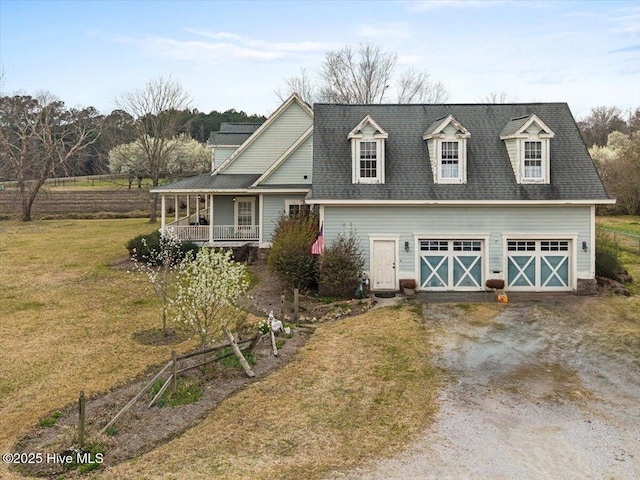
[207, 122, 262, 146]
[153, 173, 261, 192]
[309, 103, 611, 202]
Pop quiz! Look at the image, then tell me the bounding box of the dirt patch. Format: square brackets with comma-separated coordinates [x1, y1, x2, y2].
[12, 331, 308, 478]
[131, 328, 186, 346]
[333, 296, 640, 479]
[245, 260, 374, 321]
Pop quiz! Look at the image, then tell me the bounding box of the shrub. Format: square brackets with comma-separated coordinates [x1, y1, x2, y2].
[318, 228, 365, 298]
[126, 230, 198, 264]
[267, 213, 319, 290]
[596, 231, 624, 280]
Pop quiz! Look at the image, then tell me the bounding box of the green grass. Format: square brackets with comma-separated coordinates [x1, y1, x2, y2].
[597, 215, 640, 235]
[38, 411, 63, 428]
[0, 218, 199, 474]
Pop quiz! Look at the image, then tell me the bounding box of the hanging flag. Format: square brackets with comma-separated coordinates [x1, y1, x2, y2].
[311, 223, 324, 255]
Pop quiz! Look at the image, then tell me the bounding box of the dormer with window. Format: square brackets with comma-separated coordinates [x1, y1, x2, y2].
[422, 115, 470, 184]
[348, 115, 388, 184]
[500, 114, 555, 184]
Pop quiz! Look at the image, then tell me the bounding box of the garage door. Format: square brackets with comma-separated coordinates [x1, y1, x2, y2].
[506, 240, 571, 291]
[419, 240, 483, 291]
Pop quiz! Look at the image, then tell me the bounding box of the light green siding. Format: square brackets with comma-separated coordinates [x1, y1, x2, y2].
[212, 195, 258, 227]
[223, 102, 312, 174]
[214, 147, 236, 167]
[263, 135, 313, 185]
[261, 194, 307, 243]
[323, 205, 593, 284]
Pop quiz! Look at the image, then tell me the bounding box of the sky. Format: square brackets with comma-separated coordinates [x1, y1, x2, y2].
[0, 0, 639, 120]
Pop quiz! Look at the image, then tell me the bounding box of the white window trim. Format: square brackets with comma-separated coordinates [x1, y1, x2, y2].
[349, 115, 388, 185]
[519, 137, 550, 184]
[284, 198, 306, 216]
[234, 196, 256, 228]
[353, 138, 385, 184]
[436, 138, 466, 184]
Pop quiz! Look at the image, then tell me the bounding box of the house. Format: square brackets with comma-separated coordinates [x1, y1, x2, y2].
[155, 98, 613, 294]
[152, 94, 313, 247]
[208, 121, 262, 171]
[307, 103, 614, 294]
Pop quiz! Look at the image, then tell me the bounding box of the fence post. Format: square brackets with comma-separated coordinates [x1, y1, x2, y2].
[78, 390, 86, 448]
[171, 351, 177, 394]
[294, 288, 299, 323]
[280, 295, 286, 318]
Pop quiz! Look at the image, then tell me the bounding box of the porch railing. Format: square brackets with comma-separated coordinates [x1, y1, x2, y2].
[166, 224, 259, 242]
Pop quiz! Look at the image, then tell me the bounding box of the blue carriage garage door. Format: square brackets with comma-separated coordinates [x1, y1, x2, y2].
[506, 240, 572, 291]
[419, 240, 483, 291]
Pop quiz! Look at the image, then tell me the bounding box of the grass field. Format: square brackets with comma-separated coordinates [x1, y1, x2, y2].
[0, 219, 441, 480]
[596, 216, 640, 295]
[596, 215, 640, 235]
[0, 219, 200, 480]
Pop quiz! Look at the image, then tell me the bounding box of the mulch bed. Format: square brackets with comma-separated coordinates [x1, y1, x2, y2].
[13, 331, 308, 478]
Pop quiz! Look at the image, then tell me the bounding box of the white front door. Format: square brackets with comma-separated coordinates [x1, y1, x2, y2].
[372, 240, 396, 290]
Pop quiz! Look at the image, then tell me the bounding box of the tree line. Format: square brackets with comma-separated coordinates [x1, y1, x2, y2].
[2, 43, 638, 221]
[580, 106, 640, 215]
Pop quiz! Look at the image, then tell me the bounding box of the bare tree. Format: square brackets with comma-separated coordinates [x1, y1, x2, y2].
[277, 43, 448, 105]
[320, 44, 396, 103]
[578, 106, 626, 148]
[0, 92, 101, 221]
[481, 91, 518, 103]
[116, 76, 191, 222]
[397, 68, 449, 103]
[275, 68, 318, 105]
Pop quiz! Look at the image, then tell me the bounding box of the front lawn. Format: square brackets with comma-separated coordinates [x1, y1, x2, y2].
[0, 219, 441, 480]
[0, 219, 199, 480]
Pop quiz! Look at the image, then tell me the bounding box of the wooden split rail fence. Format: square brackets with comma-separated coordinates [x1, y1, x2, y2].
[99, 333, 261, 436]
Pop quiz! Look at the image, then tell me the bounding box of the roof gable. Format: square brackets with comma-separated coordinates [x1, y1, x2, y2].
[252, 127, 313, 186]
[423, 115, 471, 139]
[348, 115, 388, 139]
[215, 94, 313, 175]
[500, 114, 555, 139]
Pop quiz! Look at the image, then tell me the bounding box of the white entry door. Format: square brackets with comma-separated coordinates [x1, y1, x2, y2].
[372, 240, 396, 290]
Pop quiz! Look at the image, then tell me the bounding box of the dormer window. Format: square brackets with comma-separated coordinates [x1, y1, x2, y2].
[423, 115, 470, 184]
[523, 141, 543, 179]
[349, 115, 388, 184]
[441, 141, 460, 179]
[501, 114, 554, 184]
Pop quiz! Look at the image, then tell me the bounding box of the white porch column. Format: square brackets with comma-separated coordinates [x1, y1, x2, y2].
[258, 193, 264, 247]
[209, 195, 215, 246]
[174, 195, 179, 223]
[196, 195, 201, 220]
[161, 195, 166, 234]
[186, 195, 190, 222]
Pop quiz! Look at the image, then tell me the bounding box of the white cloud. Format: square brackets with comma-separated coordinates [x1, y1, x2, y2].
[405, 0, 513, 12]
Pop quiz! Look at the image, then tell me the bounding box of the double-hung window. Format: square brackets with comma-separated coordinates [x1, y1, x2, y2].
[359, 141, 378, 179]
[523, 141, 542, 179]
[349, 115, 387, 184]
[440, 141, 460, 179]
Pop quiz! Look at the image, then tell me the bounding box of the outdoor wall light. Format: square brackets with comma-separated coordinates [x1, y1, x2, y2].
[232, 196, 236, 203]
[404, 241, 410, 252]
[582, 241, 588, 252]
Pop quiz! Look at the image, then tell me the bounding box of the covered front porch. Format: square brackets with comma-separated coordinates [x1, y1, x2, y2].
[159, 193, 261, 247]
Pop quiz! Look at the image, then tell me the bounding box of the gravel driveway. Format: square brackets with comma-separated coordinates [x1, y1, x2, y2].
[332, 296, 640, 480]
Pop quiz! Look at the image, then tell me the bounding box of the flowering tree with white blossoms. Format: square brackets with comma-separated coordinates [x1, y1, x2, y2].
[129, 233, 184, 337]
[173, 248, 249, 350]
